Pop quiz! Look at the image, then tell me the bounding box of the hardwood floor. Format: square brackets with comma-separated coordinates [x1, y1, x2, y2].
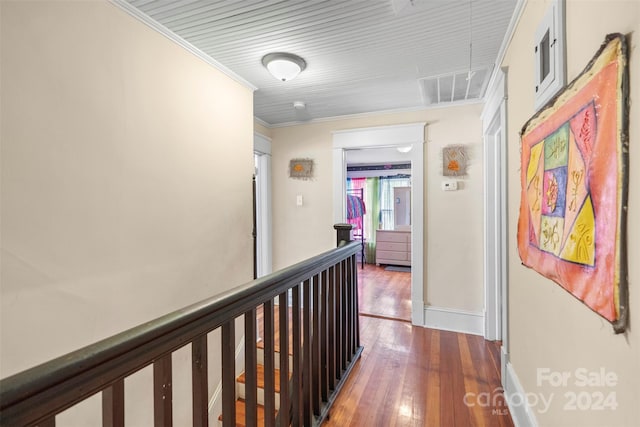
[358, 264, 411, 322]
[322, 265, 514, 426]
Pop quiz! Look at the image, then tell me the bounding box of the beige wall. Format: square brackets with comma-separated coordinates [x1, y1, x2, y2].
[270, 104, 484, 313]
[503, 1, 639, 425]
[270, 122, 336, 267]
[425, 106, 484, 312]
[1, 0, 254, 393]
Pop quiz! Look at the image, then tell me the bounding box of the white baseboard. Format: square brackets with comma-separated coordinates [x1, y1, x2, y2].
[208, 382, 222, 426]
[423, 305, 484, 335]
[501, 346, 509, 386]
[504, 361, 538, 427]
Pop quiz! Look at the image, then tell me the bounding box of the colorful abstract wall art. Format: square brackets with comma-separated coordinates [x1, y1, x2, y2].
[518, 34, 629, 333]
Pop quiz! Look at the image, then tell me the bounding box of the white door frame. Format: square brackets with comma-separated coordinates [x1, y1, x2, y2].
[481, 69, 508, 346]
[254, 132, 272, 278]
[332, 123, 426, 326]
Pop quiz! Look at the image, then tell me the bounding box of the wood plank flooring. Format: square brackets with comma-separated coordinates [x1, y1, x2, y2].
[358, 265, 411, 322]
[322, 265, 514, 426]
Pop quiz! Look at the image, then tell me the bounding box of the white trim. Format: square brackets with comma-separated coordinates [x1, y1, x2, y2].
[499, 92, 509, 345]
[254, 132, 272, 155]
[533, 0, 566, 110]
[208, 382, 222, 423]
[332, 148, 347, 226]
[409, 141, 425, 326]
[254, 116, 272, 129]
[332, 123, 426, 149]
[483, 123, 500, 340]
[482, 70, 507, 342]
[504, 362, 539, 427]
[109, 0, 257, 91]
[332, 123, 425, 326]
[254, 133, 272, 278]
[423, 306, 484, 336]
[501, 346, 509, 389]
[484, 0, 527, 102]
[482, 67, 507, 125]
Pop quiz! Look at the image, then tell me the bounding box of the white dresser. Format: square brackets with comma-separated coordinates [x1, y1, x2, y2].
[375, 230, 411, 266]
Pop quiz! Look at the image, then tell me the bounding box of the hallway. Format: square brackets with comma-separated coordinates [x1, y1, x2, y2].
[324, 265, 514, 426]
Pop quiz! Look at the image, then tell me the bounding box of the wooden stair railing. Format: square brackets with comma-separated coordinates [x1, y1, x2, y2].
[0, 225, 362, 427]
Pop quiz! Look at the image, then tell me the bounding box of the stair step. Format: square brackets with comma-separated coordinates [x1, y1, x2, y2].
[237, 364, 284, 393]
[218, 398, 275, 427]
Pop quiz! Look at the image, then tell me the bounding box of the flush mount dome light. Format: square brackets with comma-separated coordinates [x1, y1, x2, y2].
[262, 52, 307, 82]
[397, 145, 413, 153]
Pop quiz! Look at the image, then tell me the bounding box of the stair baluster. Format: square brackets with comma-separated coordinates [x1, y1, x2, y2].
[244, 309, 258, 427]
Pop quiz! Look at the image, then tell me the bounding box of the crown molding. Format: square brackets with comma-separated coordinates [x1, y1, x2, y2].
[253, 116, 271, 128]
[485, 0, 527, 96]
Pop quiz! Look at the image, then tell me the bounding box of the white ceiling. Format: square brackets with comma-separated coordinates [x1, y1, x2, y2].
[124, 0, 518, 126]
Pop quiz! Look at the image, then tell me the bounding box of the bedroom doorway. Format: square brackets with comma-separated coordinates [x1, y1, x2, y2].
[346, 151, 413, 322]
[332, 123, 425, 326]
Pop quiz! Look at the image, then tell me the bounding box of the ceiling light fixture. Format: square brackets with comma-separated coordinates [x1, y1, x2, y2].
[262, 52, 307, 82]
[397, 146, 413, 153]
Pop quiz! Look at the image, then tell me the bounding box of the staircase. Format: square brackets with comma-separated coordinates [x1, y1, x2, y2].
[0, 229, 362, 427]
[216, 240, 363, 427]
[219, 338, 292, 426]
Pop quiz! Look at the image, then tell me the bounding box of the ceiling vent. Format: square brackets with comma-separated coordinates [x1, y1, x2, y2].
[418, 66, 492, 106]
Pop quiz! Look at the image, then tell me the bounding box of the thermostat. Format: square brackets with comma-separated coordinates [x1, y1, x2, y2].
[442, 181, 458, 191]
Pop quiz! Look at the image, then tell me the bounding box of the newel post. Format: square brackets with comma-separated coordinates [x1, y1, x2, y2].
[333, 223, 353, 247]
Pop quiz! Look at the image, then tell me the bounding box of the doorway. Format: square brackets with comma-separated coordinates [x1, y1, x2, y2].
[332, 123, 426, 326]
[346, 151, 413, 322]
[482, 70, 508, 355]
[254, 132, 272, 278]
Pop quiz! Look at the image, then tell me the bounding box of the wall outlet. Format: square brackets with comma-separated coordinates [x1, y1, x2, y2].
[296, 195, 303, 206]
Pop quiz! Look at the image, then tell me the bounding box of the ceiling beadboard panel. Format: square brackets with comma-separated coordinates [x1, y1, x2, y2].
[126, 0, 518, 125]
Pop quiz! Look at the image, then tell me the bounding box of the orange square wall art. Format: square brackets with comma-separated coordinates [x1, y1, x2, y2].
[443, 145, 467, 176]
[518, 34, 629, 333]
